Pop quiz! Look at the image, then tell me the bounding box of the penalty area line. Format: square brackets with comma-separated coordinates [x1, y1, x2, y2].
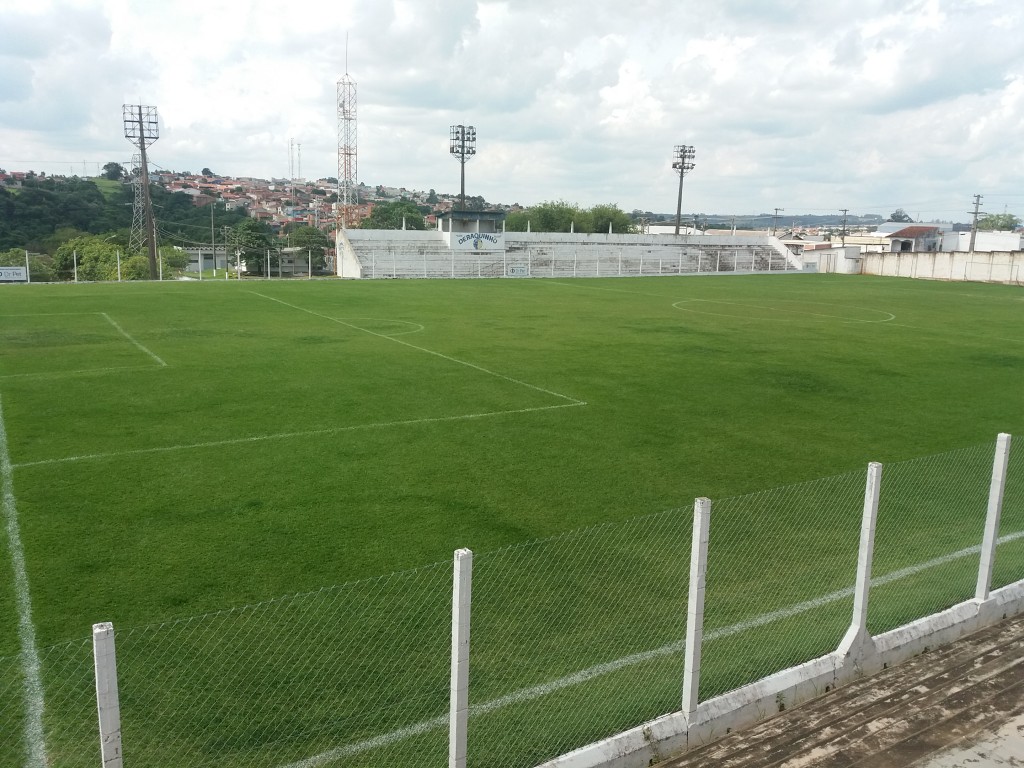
[100, 312, 166, 367]
[0, 394, 47, 767]
[12, 402, 587, 468]
[248, 292, 585, 406]
[277, 528, 1024, 768]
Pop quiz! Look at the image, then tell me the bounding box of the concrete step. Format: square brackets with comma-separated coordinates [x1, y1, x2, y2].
[659, 614, 1024, 768]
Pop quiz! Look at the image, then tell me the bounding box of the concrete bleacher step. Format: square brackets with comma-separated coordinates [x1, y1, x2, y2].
[659, 614, 1024, 768]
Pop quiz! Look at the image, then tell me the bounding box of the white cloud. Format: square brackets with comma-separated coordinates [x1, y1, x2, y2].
[1, 0, 1022, 218]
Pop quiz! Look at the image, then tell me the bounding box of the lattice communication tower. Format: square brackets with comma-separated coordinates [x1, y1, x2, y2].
[123, 104, 160, 279]
[337, 74, 358, 229]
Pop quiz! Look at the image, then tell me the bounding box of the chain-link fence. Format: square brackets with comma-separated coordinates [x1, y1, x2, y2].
[6, 437, 1024, 768]
[0, 636, 95, 768]
[468, 508, 691, 768]
[700, 470, 865, 701]
[868, 444, 995, 635]
[116, 562, 452, 768]
[994, 440, 1024, 591]
[0, 651, 27, 767]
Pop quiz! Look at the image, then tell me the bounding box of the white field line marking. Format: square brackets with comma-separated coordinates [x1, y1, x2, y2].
[0, 312, 101, 317]
[0, 393, 47, 767]
[336, 317, 425, 336]
[0, 365, 160, 381]
[12, 403, 585, 468]
[249, 292, 585, 405]
[100, 312, 166, 366]
[279, 529, 1024, 768]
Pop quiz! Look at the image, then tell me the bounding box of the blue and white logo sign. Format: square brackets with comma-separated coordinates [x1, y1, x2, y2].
[456, 233, 502, 250]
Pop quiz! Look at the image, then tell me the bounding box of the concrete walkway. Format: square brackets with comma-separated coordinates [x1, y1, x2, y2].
[659, 613, 1024, 767]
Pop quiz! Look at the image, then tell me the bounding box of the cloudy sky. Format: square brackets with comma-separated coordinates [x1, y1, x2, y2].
[2, 0, 1023, 220]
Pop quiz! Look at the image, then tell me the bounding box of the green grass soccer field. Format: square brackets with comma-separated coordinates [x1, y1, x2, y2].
[1, 273, 1022, 767]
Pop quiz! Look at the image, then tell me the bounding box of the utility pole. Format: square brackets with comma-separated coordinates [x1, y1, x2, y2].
[772, 208, 784, 236]
[840, 208, 849, 247]
[968, 194, 984, 253]
[210, 202, 216, 276]
[672, 145, 696, 236]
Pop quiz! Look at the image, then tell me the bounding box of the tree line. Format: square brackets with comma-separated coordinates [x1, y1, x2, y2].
[0, 172, 333, 280]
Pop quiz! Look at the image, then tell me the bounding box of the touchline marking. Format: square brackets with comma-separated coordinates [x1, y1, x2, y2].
[278, 530, 1024, 768]
[100, 312, 166, 366]
[249, 292, 585, 405]
[12, 403, 585, 468]
[0, 394, 47, 767]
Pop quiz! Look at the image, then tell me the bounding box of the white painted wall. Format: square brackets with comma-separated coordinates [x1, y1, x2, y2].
[860, 250, 1023, 284]
[798, 246, 862, 274]
[943, 231, 1024, 252]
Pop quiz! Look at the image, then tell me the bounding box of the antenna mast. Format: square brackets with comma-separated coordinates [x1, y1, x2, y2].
[337, 34, 358, 229]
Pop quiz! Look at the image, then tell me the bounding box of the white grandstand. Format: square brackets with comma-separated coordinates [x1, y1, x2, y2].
[336, 213, 802, 279]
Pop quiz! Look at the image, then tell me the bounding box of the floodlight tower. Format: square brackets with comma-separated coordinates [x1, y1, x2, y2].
[123, 104, 160, 279]
[672, 144, 696, 236]
[450, 125, 476, 209]
[128, 152, 145, 252]
[337, 72, 358, 228]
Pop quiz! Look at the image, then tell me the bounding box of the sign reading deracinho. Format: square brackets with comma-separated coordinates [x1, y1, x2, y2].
[0, 266, 28, 282]
[456, 233, 501, 246]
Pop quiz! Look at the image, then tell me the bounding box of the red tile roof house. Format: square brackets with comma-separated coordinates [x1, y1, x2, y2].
[886, 225, 942, 252]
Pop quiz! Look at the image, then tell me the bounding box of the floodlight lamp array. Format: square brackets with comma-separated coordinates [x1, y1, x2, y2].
[450, 125, 477, 160]
[672, 144, 696, 175]
[123, 104, 160, 148]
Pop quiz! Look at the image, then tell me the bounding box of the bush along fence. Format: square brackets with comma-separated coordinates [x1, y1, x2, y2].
[1, 434, 1021, 768]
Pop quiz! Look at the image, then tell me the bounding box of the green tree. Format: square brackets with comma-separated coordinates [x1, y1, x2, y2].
[360, 200, 425, 230]
[888, 208, 914, 223]
[161, 246, 191, 272]
[287, 225, 332, 269]
[977, 213, 1021, 231]
[102, 162, 125, 181]
[0, 177, 132, 251]
[509, 200, 592, 233]
[201, 167, 214, 176]
[504, 210, 531, 232]
[590, 203, 636, 234]
[52, 235, 123, 281]
[231, 218, 273, 275]
[426, 188, 438, 204]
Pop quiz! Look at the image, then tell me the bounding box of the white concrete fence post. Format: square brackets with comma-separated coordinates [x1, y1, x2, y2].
[681, 497, 711, 717]
[449, 548, 473, 768]
[977, 433, 1012, 601]
[93, 622, 123, 768]
[851, 462, 883, 632]
[838, 462, 883, 665]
